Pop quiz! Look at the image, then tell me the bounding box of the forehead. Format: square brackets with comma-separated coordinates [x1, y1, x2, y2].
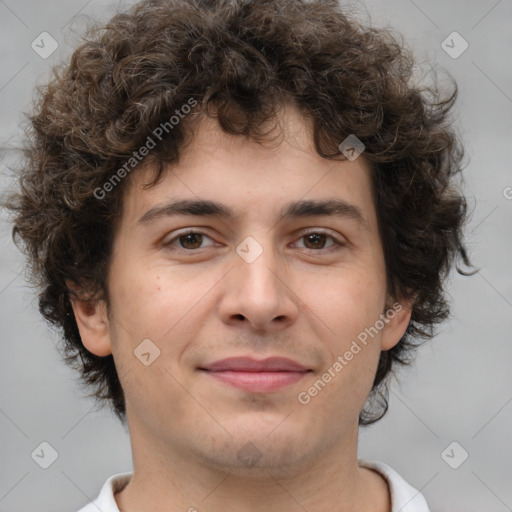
[120, 103, 376, 228]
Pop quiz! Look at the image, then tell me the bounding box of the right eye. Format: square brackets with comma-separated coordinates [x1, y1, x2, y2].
[162, 229, 217, 251]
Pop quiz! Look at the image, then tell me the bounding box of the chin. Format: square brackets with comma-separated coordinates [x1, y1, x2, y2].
[194, 423, 319, 478]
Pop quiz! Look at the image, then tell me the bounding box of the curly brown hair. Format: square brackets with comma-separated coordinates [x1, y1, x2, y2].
[2, 0, 473, 426]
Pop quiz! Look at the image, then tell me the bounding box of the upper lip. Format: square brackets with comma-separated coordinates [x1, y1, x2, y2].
[200, 357, 310, 372]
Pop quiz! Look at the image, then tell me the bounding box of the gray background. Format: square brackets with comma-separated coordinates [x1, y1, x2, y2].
[0, 0, 511, 511]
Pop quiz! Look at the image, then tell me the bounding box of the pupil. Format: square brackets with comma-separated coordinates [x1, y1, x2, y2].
[181, 233, 202, 249]
[306, 233, 325, 249]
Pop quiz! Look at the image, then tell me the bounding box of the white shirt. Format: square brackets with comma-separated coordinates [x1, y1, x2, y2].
[76, 459, 430, 512]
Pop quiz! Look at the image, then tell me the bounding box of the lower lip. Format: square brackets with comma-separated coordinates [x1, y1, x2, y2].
[201, 370, 308, 393]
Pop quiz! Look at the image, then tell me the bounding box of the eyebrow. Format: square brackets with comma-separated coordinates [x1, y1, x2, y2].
[137, 198, 369, 230]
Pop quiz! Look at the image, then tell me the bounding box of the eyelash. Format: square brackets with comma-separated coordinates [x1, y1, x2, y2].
[163, 228, 346, 253]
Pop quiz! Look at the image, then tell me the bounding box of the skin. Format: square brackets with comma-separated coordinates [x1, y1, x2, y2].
[70, 102, 413, 512]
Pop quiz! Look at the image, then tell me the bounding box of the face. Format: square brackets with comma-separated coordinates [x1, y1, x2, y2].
[73, 103, 411, 477]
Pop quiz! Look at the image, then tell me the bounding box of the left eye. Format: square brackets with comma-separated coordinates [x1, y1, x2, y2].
[163, 230, 342, 251]
[292, 231, 340, 250]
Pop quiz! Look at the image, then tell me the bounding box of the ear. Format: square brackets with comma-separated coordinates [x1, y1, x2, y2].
[67, 281, 112, 357]
[380, 295, 414, 352]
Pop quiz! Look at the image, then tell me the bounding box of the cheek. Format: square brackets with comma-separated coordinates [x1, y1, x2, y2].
[296, 267, 386, 412]
[108, 262, 218, 364]
[108, 273, 161, 339]
[302, 267, 387, 344]
[107, 268, 203, 416]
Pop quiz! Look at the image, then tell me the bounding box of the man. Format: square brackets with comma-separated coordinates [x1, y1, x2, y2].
[4, 0, 471, 510]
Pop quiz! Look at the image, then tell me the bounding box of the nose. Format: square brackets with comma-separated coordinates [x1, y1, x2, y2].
[217, 239, 300, 333]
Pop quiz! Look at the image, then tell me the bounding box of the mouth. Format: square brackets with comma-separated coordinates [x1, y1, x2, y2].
[198, 356, 313, 393]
